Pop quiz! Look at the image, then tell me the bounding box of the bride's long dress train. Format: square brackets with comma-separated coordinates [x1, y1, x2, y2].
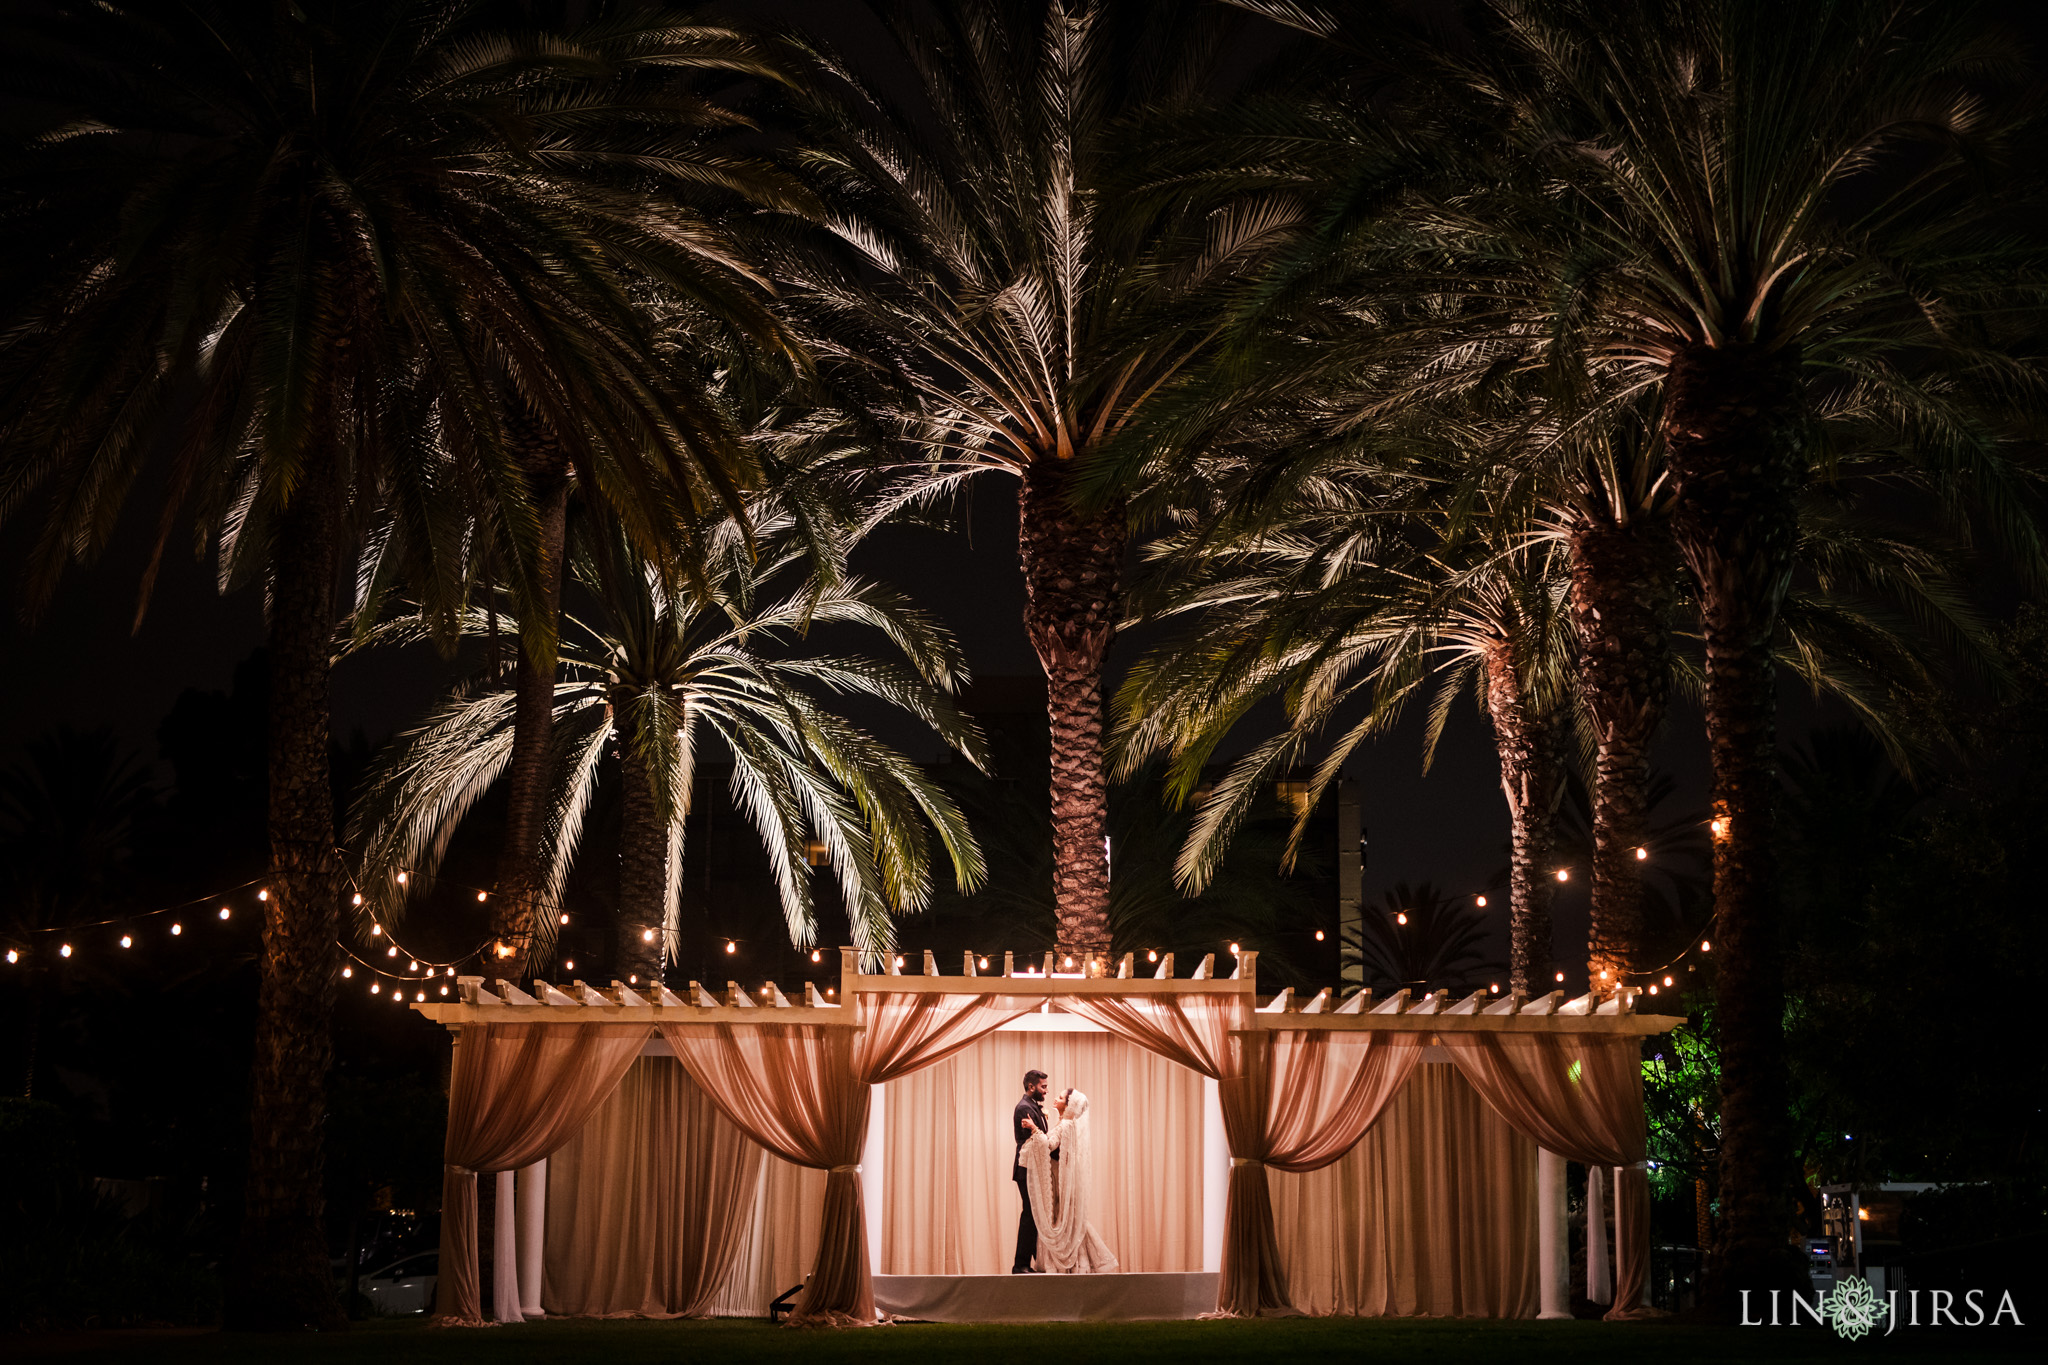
[1017, 1092, 1119, 1273]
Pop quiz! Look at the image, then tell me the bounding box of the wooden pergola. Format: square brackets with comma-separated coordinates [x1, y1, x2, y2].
[418, 947, 1681, 1321]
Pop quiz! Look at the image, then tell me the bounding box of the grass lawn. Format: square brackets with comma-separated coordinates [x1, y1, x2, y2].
[8, 1314, 2042, 1365]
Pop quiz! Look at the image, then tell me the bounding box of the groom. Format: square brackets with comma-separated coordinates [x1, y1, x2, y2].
[1012, 1069, 1055, 1273]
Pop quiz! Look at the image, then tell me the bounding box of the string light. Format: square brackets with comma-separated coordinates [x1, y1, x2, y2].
[1663, 976, 1674, 987]
[642, 928, 656, 944]
[371, 924, 382, 936]
[4, 950, 15, 964]
[408, 960, 419, 972]
[978, 956, 989, 969]
[1710, 817, 1728, 839]
[1063, 956, 1073, 969]
[1554, 972, 1565, 983]
[1701, 939, 1712, 953]
[371, 983, 381, 994]
[560, 913, 570, 925]
[352, 893, 363, 907]
[60, 944, 72, 958]
[342, 967, 353, 978]
[1476, 895, 1487, 907]
[439, 985, 449, 996]
[386, 945, 398, 958]
[564, 960, 574, 971]
[218, 907, 231, 920]
[1599, 970, 1609, 980]
[258, 889, 268, 901]
[628, 974, 638, 985]
[1147, 950, 1157, 962]
[120, 935, 131, 949]
[1314, 929, 1325, 942]
[396, 871, 408, 885]
[725, 941, 737, 955]
[171, 923, 181, 935]
[476, 891, 488, 902]
[1634, 847, 1648, 861]
[1395, 912, 1408, 925]
[811, 949, 822, 963]
[1555, 869, 1569, 882]
[1228, 942, 1240, 954]
[415, 992, 426, 1003]
[1489, 982, 1500, 994]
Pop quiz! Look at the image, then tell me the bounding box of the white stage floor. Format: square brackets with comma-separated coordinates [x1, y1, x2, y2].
[873, 1271, 1218, 1322]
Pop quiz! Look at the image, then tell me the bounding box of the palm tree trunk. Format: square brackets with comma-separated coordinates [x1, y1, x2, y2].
[1568, 517, 1674, 991]
[613, 690, 668, 983]
[493, 455, 572, 979]
[226, 457, 346, 1331]
[1018, 459, 1123, 959]
[1665, 341, 1807, 1306]
[1482, 639, 1560, 994]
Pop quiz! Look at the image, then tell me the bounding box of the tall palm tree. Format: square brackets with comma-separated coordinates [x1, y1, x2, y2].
[348, 511, 988, 972]
[1232, 0, 2048, 1297]
[767, 0, 1304, 958]
[1117, 468, 1578, 994]
[1, 0, 800, 1326]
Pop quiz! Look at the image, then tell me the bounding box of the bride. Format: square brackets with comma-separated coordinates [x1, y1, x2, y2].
[1018, 1086, 1120, 1273]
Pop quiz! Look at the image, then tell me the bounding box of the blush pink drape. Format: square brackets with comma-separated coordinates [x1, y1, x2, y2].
[1439, 1032, 1651, 1319]
[432, 1023, 650, 1324]
[1061, 994, 1421, 1316]
[541, 1056, 764, 1317]
[659, 989, 1039, 1324]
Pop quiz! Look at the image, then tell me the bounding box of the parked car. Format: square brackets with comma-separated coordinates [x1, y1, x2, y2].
[357, 1251, 437, 1316]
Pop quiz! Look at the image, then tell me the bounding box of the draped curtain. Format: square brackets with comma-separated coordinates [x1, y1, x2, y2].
[1061, 994, 1421, 1315]
[1440, 1032, 1651, 1318]
[881, 1029, 1205, 1274]
[542, 1056, 763, 1317]
[1271, 1062, 1538, 1316]
[659, 989, 1041, 1323]
[432, 1023, 650, 1323]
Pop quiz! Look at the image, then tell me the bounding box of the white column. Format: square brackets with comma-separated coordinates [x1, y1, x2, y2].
[1201, 1076, 1227, 1274]
[862, 1081, 887, 1276]
[492, 1170, 523, 1322]
[1537, 1147, 1570, 1320]
[1587, 1163, 1612, 1304]
[516, 1159, 547, 1317]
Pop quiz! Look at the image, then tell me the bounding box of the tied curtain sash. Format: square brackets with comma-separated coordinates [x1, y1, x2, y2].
[1439, 1032, 1652, 1319]
[1060, 994, 1421, 1315]
[659, 989, 1041, 1324]
[433, 1022, 650, 1323]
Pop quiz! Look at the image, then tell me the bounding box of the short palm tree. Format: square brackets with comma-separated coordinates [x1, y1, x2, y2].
[1, 0, 804, 1325]
[349, 512, 988, 972]
[768, 0, 1304, 958]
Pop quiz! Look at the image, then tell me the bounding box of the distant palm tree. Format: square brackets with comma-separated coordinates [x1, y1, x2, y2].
[1352, 882, 1501, 997]
[1, 0, 802, 1325]
[770, 0, 1304, 958]
[349, 512, 987, 973]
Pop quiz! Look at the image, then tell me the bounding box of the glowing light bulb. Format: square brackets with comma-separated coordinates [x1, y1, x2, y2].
[1710, 817, 1728, 839]
[1554, 972, 1565, 983]
[371, 983, 381, 994]
[440, 985, 449, 996]
[477, 891, 488, 902]
[447, 967, 455, 976]
[1635, 847, 1648, 861]
[60, 944, 72, 958]
[219, 906, 231, 919]
[811, 949, 822, 963]
[1555, 869, 1569, 882]
[628, 974, 638, 985]
[415, 992, 425, 1002]
[560, 913, 570, 925]
[1229, 942, 1240, 954]
[1489, 983, 1500, 994]
[171, 923, 181, 935]
[408, 960, 419, 972]
[1147, 950, 1157, 962]
[397, 871, 408, 885]
[352, 893, 363, 907]
[978, 956, 989, 969]
[386, 945, 397, 957]
[1648, 984, 1659, 995]
[1700, 939, 1712, 953]
[258, 889, 268, 901]
[894, 955, 904, 969]
[1063, 956, 1073, 969]
[826, 987, 836, 997]
[725, 941, 736, 955]
[1314, 929, 1325, 942]
[342, 967, 353, 979]
[564, 960, 574, 971]
[4, 950, 15, 964]
[642, 928, 656, 943]
[1599, 969, 1609, 979]
[762, 984, 772, 995]
[1476, 895, 1487, 907]
[371, 924, 382, 936]
[120, 935, 131, 948]
[1396, 912, 1408, 925]
[1663, 976, 1673, 987]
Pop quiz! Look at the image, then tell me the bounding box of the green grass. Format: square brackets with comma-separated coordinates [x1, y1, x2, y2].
[11, 1315, 2043, 1365]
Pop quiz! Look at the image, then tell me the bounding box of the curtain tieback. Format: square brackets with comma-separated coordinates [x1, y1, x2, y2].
[448, 1164, 475, 1176]
[1230, 1157, 1264, 1168]
[830, 1164, 862, 1175]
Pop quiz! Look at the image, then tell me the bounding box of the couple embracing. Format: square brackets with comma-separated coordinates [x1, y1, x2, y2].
[1010, 1069, 1119, 1275]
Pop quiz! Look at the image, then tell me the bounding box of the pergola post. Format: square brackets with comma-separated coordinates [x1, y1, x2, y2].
[1200, 1076, 1226, 1273]
[1537, 1147, 1570, 1319]
[492, 1170, 521, 1321]
[516, 1159, 547, 1316]
[862, 1082, 887, 1275]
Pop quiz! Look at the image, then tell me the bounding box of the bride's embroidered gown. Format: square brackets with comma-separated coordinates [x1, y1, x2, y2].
[1017, 1090, 1120, 1273]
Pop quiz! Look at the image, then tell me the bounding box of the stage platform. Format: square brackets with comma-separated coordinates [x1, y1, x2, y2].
[873, 1271, 1217, 1322]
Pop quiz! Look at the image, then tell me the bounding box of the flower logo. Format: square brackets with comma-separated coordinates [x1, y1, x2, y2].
[1824, 1276, 1885, 1341]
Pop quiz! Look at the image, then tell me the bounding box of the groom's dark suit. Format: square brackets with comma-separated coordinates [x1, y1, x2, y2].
[1011, 1092, 1056, 1272]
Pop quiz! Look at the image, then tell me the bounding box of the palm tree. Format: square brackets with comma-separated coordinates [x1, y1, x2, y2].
[348, 511, 988, 972]
[1230, 0, 2048, 1296]
[1116, 468, 1578, 994]
[766, 0, 1304, 959]
[1, 0, 801, 1326]
[1354, 881, 1503, 997]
